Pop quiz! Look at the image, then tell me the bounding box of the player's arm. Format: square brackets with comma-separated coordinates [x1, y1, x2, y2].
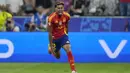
[47, 21, 53, 47]
[66, 21, 69, 34]
[47, 13, 55, 47]
[66, 14, 70, 34]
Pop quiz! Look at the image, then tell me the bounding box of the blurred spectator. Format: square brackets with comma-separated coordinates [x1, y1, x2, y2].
[6, 0, 23, 16]
[22, 0, 35, 16]
[103, 0, 119, 16]
[24, 22, 38, 32]
[120, 0, 130, 16]
[88, 0, 106, 16]
[0, 5, 12, 31]
[6, 19, 20, 32]
[83, 0, 91, 16]
[88, 0, 100, 14]
[55, 0, 72, 12]
[69, 0, 85, 17]
[35, 0, 52, 9]
[125, 19, 130, 32]
[95, 4, 106, 16]
[35, 0, 52, 15]
[88, 0, 119, 16]
[115, 0, 120, 16]
[31, 5, 47, 31]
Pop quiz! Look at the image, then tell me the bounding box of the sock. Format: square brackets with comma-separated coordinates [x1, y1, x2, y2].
[67, 51, 76, 71]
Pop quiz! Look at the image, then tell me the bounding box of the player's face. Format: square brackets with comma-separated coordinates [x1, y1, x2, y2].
[56, 5, 64, 15]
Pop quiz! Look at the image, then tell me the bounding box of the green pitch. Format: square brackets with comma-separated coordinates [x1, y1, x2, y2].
[0, 63, 130, 73]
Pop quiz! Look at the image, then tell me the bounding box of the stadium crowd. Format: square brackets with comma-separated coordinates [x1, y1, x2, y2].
[0, 0, 129, 32]
[0, 0, 126, 16]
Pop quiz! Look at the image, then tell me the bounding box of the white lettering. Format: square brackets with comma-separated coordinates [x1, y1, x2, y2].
[0, 39, 14, 58]
[99, 40, 127, 59]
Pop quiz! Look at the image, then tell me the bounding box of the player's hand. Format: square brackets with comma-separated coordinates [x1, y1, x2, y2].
[50, 44, 55, 50]
[50, 44, 56, 52]
[48, 44, 55, 55]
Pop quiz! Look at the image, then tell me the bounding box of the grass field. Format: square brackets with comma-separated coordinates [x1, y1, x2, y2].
[0, 63, 130, 73]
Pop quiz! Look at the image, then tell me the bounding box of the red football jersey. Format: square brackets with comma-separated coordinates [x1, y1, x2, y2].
[48, 11, 70, 40]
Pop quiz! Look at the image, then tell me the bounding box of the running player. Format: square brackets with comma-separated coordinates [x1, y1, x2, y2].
[47, 2, 77, 73]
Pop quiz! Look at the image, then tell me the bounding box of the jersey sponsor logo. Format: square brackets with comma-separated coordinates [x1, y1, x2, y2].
[0, 39, 14, 58]
[99, 40, 127, 59]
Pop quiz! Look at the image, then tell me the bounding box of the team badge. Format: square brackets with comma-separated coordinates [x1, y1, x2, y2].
[59, 21, 62, 25]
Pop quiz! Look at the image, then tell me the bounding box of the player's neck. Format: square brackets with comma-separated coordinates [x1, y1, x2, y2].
[56, 12, 62, 17]
[58, 15, 62, 18]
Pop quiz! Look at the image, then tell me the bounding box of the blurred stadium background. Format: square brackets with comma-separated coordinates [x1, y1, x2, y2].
[0, 0, 130, 73]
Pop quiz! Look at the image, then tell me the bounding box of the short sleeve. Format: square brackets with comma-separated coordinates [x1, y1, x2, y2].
[48, 16, 52, 23]
[64, 12, 70, 21]
[48, 16, 53, 26]
[48, 13, 56, 26]
[67, 14, 70, 21]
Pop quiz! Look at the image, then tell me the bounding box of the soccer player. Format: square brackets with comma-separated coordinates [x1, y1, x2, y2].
[47, 2, 77, 73]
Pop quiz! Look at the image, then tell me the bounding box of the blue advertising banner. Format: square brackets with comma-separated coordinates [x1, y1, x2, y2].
[13, 17, 129, 32]
[72, 17, 128, 32]
[0, 32, 129, 62]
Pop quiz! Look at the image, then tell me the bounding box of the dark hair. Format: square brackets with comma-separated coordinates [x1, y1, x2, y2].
[55, 2, 64, 8]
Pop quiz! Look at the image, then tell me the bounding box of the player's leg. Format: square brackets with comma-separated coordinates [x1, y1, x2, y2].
[61, 35, 77, 73]
[48, 41, 61, 59]
[63, 44, 77, 73]
[53, 43, 61, 59]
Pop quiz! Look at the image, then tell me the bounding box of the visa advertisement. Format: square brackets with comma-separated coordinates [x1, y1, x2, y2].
[14, 17, 129, 32]
[0, 32, 129, 62]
